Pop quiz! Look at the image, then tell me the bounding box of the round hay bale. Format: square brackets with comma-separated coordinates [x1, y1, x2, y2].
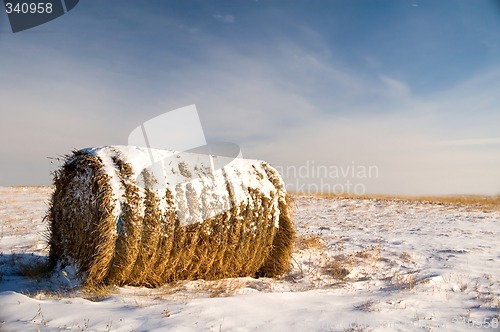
[48, 145, 294, 287]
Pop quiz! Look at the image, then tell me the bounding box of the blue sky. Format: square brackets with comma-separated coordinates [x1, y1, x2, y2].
[1, 0, 499, 195]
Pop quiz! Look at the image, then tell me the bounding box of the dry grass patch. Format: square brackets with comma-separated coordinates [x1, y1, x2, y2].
[322, 255, 352, 280]
[295, 234, 325, 251]
[389, 271, 431, 291]
[400, 251, 413, 263]
[355, 245, 382, 267]
[354, 299, 379, 312]
[204, 279, 244, 298]
[83, 284, 117, 302]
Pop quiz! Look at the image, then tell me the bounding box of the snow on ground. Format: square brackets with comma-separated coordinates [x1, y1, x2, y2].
[0, 187, 499, 331]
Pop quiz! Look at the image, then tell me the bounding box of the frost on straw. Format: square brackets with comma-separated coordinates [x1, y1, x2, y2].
[48, 145, 294, 287]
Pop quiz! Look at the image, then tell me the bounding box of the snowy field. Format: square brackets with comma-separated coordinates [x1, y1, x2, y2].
[1, 186, 499, 331]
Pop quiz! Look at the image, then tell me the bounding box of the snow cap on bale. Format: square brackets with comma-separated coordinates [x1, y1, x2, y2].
[48, 145, 294, 287]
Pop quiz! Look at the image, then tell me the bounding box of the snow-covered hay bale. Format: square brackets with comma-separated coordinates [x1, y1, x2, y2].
[48, 145, 294, 287]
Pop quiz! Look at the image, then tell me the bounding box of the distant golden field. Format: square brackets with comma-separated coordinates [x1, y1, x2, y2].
[301, 193, 500, 211]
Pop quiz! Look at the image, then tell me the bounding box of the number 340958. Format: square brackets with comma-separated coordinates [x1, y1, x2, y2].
[5, 2, 53, 14]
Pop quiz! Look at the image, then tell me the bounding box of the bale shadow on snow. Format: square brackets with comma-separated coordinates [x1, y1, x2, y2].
[0, 253, 73, 295]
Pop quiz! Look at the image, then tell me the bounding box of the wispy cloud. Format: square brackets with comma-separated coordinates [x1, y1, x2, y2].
[213, 14, 235, 23]
[378, 74, 411, 97]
